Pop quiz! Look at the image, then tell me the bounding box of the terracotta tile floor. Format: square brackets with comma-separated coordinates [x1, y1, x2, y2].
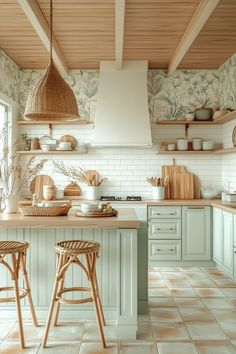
[1, 267, 236, 353]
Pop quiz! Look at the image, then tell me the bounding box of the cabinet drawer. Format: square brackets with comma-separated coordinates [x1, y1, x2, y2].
[148, 206, 181, 219]
[149, 240, 181, 260]
[149, 219, 181, 239]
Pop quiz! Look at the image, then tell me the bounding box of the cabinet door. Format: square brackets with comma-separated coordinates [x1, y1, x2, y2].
[213, 207, 223, 264]
[182, 206, 211, 260]
[223, 211, 233, 272]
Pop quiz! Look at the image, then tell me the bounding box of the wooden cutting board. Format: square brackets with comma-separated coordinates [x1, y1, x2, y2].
[162, 159, 200, 199]
[162, 159, 186, 198]
[30, 175, 54, 199]
[64, 182, 81, 196]
[193, 175, 201, 199]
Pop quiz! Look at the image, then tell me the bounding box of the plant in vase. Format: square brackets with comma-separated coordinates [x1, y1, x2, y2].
[0, 124, 47, 213]
[53, 161, 108, 200]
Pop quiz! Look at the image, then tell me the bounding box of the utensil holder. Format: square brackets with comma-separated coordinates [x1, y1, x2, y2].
[87, 186, 100, 200]
[152, 186, 165, 200]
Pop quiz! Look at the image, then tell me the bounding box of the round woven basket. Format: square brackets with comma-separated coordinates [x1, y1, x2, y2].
[18, 201, 72, 217]
[24, 62, 79, 121]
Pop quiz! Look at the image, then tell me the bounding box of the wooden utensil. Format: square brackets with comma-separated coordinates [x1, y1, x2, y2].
[30, 175, 54, 199]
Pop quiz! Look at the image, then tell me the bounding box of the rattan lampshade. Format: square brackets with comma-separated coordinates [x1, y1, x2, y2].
[23, 1, 79, 121]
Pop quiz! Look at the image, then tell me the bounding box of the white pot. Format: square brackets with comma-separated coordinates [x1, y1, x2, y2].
[86, 186, 100, 201]
[177, 138, 188, 151]
[152, 186, 165, 200]
[4, 194, 18, 214]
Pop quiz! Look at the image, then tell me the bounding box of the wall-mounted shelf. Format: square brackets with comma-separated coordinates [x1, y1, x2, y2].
[156, 110, 236, 126]
[156, 150, 216, 155]
[16, 149, 88, 155]
[214, 147, 236, 154]
[157, 147, 236, 155]
[17, 119, 91, 125]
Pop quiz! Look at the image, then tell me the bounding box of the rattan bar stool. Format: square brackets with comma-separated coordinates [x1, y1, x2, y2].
[0, 241, 38, 348]
[42, 240, 106, 348]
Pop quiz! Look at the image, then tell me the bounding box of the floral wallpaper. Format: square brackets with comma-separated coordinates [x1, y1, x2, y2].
[1, 48, 234, 122]
[18, 67, 220, 122]
[219, 53, 236, 110]
[0, 49, 21, 103]
[18, 69, 99, 121]
[148, 69, 220, 122]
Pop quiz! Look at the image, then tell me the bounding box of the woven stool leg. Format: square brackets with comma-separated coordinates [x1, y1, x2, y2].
[20, 252, 38, 327]
[86, 254, 106, 348]
[93, 269, 106, 327]
[53, 254, 67, 326]
[11, 253, 25, 349]
[42, 253, 63, 348]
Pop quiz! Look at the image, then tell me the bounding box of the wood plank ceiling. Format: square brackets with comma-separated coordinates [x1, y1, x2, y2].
[0, 0, 235, 71]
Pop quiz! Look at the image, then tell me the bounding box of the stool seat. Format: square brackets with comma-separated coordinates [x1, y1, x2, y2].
[0, 240, 38, 348]
[42, 239, 106, 348]
[55, 240, 100, 255]
[0, 241, 28, 254]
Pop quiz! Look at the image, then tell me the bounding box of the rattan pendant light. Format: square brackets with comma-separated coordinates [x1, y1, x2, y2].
[24, 0, 79, 121]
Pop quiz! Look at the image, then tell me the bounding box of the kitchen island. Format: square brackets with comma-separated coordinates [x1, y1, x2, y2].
[0, 209, 143, 340]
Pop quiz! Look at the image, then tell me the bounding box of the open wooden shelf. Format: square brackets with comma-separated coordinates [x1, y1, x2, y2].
[156, 150, 215, 155]
[214, 147, 236, 154]
[16, 149, 88, 155]
[157, 147, 236, 155]
[156, 120, 214, 125]
[17, 119, 92, 125]
[156, 111, 236, 126]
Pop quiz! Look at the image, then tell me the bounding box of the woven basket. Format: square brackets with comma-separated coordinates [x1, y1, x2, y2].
[24, 62, 79, 121]
[18, 201, 72, 217]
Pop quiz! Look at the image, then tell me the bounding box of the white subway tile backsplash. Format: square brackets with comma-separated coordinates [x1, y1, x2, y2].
[19, 122, 236, 198]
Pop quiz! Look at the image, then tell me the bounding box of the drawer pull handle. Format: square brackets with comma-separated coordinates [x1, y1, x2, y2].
[156, 227, 175, 231]
[170, 213, 175, 215]
[156, 248, 174, 252]
[187, 207, 205, 210]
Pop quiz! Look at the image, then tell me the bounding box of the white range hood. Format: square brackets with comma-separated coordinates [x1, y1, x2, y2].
[92, 60, 152, 147]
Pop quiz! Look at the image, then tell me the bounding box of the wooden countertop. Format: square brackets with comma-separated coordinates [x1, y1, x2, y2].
[0, 208, 140, 229]
[58, 198, 218, 206]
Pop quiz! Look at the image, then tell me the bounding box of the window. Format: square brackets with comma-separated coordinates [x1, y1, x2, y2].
[0, 101, 8, 151]
[0, 101, 9, 192]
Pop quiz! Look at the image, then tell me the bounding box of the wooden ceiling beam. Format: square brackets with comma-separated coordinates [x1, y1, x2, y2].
[17, 0, 68, 76]
[168, 0, 220, 74]
[115, 0, 126, 69]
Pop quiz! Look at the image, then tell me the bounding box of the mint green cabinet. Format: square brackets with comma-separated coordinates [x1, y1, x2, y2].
[213, 207, 223, 264]
[182, 206, 211, 260]
[222, 211, 233, 272]
[213, 208, 233, 274]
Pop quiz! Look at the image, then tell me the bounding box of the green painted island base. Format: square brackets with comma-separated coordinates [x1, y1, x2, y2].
[0, 227, 147, 340]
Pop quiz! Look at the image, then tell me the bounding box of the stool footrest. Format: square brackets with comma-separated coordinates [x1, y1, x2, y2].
[0, 286, 28, 303]
[57, 287, 95, 305]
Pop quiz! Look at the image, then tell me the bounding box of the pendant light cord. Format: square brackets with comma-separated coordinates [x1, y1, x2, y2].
[50, 0, 53, 63]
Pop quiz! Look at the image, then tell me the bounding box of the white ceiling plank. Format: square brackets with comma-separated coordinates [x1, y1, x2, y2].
[168, 0, 220, 73]
[115, 0, 126, 70]
[17, 0, 69, 76]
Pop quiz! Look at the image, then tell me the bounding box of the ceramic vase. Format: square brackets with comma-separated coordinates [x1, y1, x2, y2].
[4, 194, 18, 214]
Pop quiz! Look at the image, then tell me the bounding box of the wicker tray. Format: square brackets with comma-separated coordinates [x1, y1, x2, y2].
[18, 201, 72, 216]
[76, 209, 118, 218]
